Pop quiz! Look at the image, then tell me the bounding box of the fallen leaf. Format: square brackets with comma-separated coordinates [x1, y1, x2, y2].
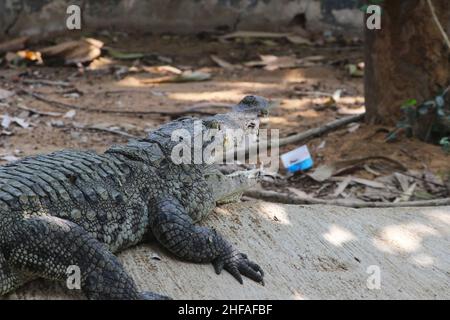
[220, 31, 311, 45]
[39, 38, 104, 65]
[347, 63, 364, 77]
[0, 130, 12, 136]
[394, 182, 417, 203]
[394, 172, 411, 192]
[50, 120, 65, 127]
[317, 141, 326, 149]
[244, 55, 298, 70]
[347, 123, 360, 133]
[245, 54, 324, 70]
[332, 89, 343, 102]
[210, 55, 239, 70]
[12, 117, 29, 128]
[141, 70, 212, 84]
[1, 114, 11, 129]
[333, 176, 352, 197]
[307, 164, 335, 182]
[63, 110, 77, 119]
[105, 48, 145, 60]
[307, 156, 407, 182]
[0, 88, 14, 100]
[286, 35, 312, 45]
[0, 36, 28, 53]
[423, 170, 445, 194]
[142, 65, 183, 75]
[1, 155, 20, 162]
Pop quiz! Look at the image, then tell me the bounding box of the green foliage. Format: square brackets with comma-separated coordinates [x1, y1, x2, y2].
[360, 0, 384, 12]
[440, 137, 450, 154]
[387, 87, 450, 144]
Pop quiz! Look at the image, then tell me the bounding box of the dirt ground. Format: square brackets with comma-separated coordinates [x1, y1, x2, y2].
[0, 33, 449, 198]
[1, 33, 450, 301]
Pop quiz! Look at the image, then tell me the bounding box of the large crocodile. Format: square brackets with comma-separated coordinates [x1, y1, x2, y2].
[0, 96, 269, 300]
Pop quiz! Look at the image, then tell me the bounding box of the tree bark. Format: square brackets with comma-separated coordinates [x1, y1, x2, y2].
[365, 0, 450, 125]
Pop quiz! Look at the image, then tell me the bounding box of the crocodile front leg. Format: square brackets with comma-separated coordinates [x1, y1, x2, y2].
[2, 215, 169, 300]
[0, 252, 29, 296]
[150, 198, 264, 285]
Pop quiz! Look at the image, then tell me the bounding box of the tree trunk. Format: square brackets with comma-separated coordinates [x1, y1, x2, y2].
[364, 0, 450, 126]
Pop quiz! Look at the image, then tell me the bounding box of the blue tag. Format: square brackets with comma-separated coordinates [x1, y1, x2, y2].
[281, 145, 314, 173]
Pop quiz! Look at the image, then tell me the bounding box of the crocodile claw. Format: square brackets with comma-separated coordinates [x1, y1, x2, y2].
[141, 291, 172, 300]
[213, 248, 264, 286]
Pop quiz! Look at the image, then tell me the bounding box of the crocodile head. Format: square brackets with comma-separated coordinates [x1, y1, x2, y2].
[201, 95, 270, 161]
[145, 95, 271, 165]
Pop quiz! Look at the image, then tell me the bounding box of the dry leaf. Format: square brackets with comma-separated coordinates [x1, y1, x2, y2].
[245, 54, 323, 71]
[308, 164, 335, 182]
[210, 55, 239, 70]
[12, 117, 29, 128]
[1, 155, 20, 162]
[0, 88, 14, 100]
[333, 176, 352, 197]
[308, 156, 407, 182]
[40, 38, 104, 65]
[141, 70, 212, 84]
[63, 110, 77, 119]
[0, 36, 28, 53]
[1, 114, 11, 129]
[220, 31, 311, 45]
[105, 48, 144, 60]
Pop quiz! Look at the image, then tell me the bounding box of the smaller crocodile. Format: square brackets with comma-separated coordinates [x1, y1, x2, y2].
[0, 95, 270, 299]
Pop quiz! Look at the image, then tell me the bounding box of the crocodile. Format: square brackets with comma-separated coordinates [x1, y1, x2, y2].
[0, 95, 269, 300]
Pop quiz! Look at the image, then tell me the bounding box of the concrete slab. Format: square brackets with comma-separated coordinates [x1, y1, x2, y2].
[5, 201, 450, 300]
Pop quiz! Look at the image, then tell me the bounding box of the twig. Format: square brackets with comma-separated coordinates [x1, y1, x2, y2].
[19, 89, 219, 117]
[22, 79, 72, 87]
[16, 104, 63, 117]
[81, 126, 138, 138]
[244, 189, 450, 208]
[399, 171, 447, 188]
[426, 0, 450, 51]
[294, 91, 334, 97]
[64, 125, 138, 139]
[276, 114, 365, 147]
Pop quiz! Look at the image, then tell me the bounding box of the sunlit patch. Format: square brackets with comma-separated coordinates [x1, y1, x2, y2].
[322, 225, 356, 247]
[410, 253, 435, 267]
[168, 90, 245, 102]
[279, 99, 310, 110]
[259, 202, 291, 225]
[337, 96, 365, 105]
[116, 76, 146, 87]
[425, 210, 450, 226]
[212, 81, 281, 90]
[291, 290, 307, 300]
[372, 223, 438, 254]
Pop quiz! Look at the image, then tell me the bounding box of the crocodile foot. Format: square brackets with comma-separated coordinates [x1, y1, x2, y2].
[213, 245, 264, 286]
[141, 291, 172, 300]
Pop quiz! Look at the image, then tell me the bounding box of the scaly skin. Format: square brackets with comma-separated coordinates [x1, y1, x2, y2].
[0, 96, 268, 299]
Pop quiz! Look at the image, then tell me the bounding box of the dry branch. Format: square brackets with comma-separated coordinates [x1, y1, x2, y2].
[276, 114, 365, 147]
[244, 189, 450, 208]
[19, 89, 221, 117]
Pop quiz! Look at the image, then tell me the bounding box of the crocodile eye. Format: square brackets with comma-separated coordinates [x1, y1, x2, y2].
[204, 120, 220, 129]
[247, 121, 257, 129]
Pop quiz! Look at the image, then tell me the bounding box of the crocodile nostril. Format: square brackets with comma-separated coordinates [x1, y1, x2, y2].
[247, 121, 256, 129]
